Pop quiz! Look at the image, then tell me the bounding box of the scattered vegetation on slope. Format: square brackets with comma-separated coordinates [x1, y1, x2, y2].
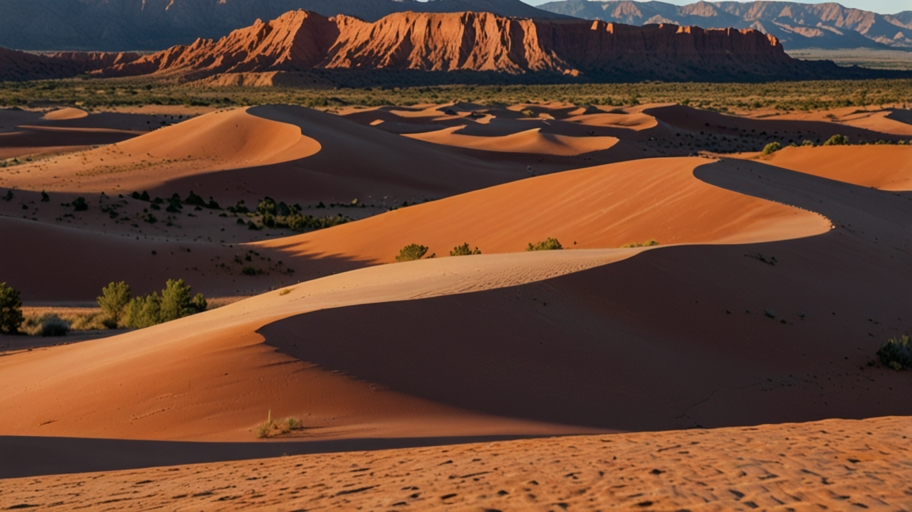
[621, 240, 660, 248]
[97, 279, 207, 329]
[255, 410, 306, 439]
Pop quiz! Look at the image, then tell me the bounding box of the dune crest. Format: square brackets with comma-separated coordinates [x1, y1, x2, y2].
[404, 126, 620, 156]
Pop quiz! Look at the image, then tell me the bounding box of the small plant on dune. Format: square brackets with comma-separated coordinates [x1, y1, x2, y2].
[761, 142, 782, 155]
[0, 282, 24, 335]
[527, 238, 563, 251]
[824, 134, 850, 146]
[877, 335, 912, 371]
[621, 239, 660, 248]
[801, 140, 815, 147]
[39, 314, 70, 337]
[97, 281, 132, 327]
[279, 288, 294, 296]
[396, 244, 430, 262]
[72, 197, 88, 212]
[450, 243, 481, 256]
[255, 410, 306, 439]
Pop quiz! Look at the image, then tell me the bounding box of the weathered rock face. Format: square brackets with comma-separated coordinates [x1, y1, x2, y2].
[93, 10, 803, 82]
[539, 0, 912, 50]
[0, 10, 892, 83]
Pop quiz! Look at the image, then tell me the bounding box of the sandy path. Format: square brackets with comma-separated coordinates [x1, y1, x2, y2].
[1, 416, 908, 510]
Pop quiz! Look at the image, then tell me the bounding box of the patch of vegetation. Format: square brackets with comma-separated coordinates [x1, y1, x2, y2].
[105, 279, 208, 329]
[97, 281, 132, 327]
[0, 282, 24, 335]
[71, 197, 88, 212]
[762, 142, 782, 155]
[527, 238, 563, 251]
[877, 335, 912, 371]
[824, 134, 851, 146]
[396, 244, 431, 262]
[255, 410, 306, 439]
[621, 239, 659, 248]
[22, 313, 71, 337]
[450, 243, 481, 256]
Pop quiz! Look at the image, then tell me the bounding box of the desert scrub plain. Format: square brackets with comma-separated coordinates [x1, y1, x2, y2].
[1, 77, 911, 113]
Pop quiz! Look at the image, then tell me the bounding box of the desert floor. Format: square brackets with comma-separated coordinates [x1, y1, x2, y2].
[0, 101, 910, 508]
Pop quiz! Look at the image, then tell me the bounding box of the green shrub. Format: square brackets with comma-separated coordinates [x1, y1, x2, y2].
[621, 239, 659, 248]
[824, 134, 850, 146]
[122, 279, 206, 329]
[762, 142, 782, 155]
[450, 243, 481, 256]
[39, 314, 70, 337]
[396, 244, 429, 262]
[877, 335, 912, 371]
[801, 140, 814, 146]
[527, 238, 563, 251]
[97, 281, 132, 326]
[72, 197, 88, 211]
[0, 282, 24, 334]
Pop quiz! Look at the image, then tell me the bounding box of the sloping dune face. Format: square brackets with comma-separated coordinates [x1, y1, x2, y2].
[0, 107, 321, 193]
[403, 126, 619, 156]
[258, 157, 830, 263]
[40, 108, 88, 121]
[0, 158, 835, 449]
[760, 146, 912, 191]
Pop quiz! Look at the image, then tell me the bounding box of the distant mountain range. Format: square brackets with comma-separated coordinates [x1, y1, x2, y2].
[537, 1, 912, 50]
[0, 10, 896, 85]
[0, 0, 566, 51]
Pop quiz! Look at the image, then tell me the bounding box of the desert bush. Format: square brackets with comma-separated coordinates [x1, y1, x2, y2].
[450, 243, 481, 256]
[824, 134, 850, 146]
[39, 314, 70, 337]
[255, 410, 305, 439]
[877, 335, 912, 371]
[97, 281, 132, 326]
[761, 142, 782, 155]
[801, 140, 815, 146]
[396, 244, 429, 262]
[122, 279, 206, 329]
[72, 197, 88, 211]
[0, 282, 24, 335]
[621, 239, 659, 248]
[527, 238, 563, 251]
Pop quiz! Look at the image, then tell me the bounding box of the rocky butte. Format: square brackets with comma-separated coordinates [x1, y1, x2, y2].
[0, 10, 897, 84]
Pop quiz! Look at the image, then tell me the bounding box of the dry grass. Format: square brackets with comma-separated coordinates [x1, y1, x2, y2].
[21, 307, 108, 336]
[255, 411, 306, 439]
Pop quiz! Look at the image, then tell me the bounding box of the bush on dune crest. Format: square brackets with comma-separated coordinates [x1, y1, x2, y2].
[396, 244, 432, 262]
[0, 282, 24, 335]
[450, 243, 481, 256]
[527, 238, 563, 251]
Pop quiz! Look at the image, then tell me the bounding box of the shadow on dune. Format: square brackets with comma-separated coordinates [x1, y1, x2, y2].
[0, 434, 543, 479]
[260, 159, 912, 432]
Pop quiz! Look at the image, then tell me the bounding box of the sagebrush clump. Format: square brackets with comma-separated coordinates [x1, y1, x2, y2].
[396, 244, 430, 262]
[762, 142, 782, 155]
[450, 243, 481, 256]
[99, 279, 207, 329]
[621, 239, 660, 248]
[527, 238, 563, 251]
[824, 134, 850, 146]
[877, 335, 912, 371]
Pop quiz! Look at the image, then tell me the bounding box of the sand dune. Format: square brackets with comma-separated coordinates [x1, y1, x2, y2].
[258, 157, 829, 265]
[758, 145, 912, 190]
[40, 107, 88, 121]
[1, 416, 908, 509]
[404, 126, 619, 156]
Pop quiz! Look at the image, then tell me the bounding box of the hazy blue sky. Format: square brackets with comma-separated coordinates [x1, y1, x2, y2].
[523, 0, 912, 15]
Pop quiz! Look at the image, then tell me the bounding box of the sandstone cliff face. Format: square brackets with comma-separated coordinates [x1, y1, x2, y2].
[94, 9, 797, 82]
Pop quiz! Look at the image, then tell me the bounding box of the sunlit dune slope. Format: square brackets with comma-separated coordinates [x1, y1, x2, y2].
[0, 107, 320, 193]
[403, 126, 619, 156]
[257, 157, 830, 263]
[758, 145, 912, 191]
